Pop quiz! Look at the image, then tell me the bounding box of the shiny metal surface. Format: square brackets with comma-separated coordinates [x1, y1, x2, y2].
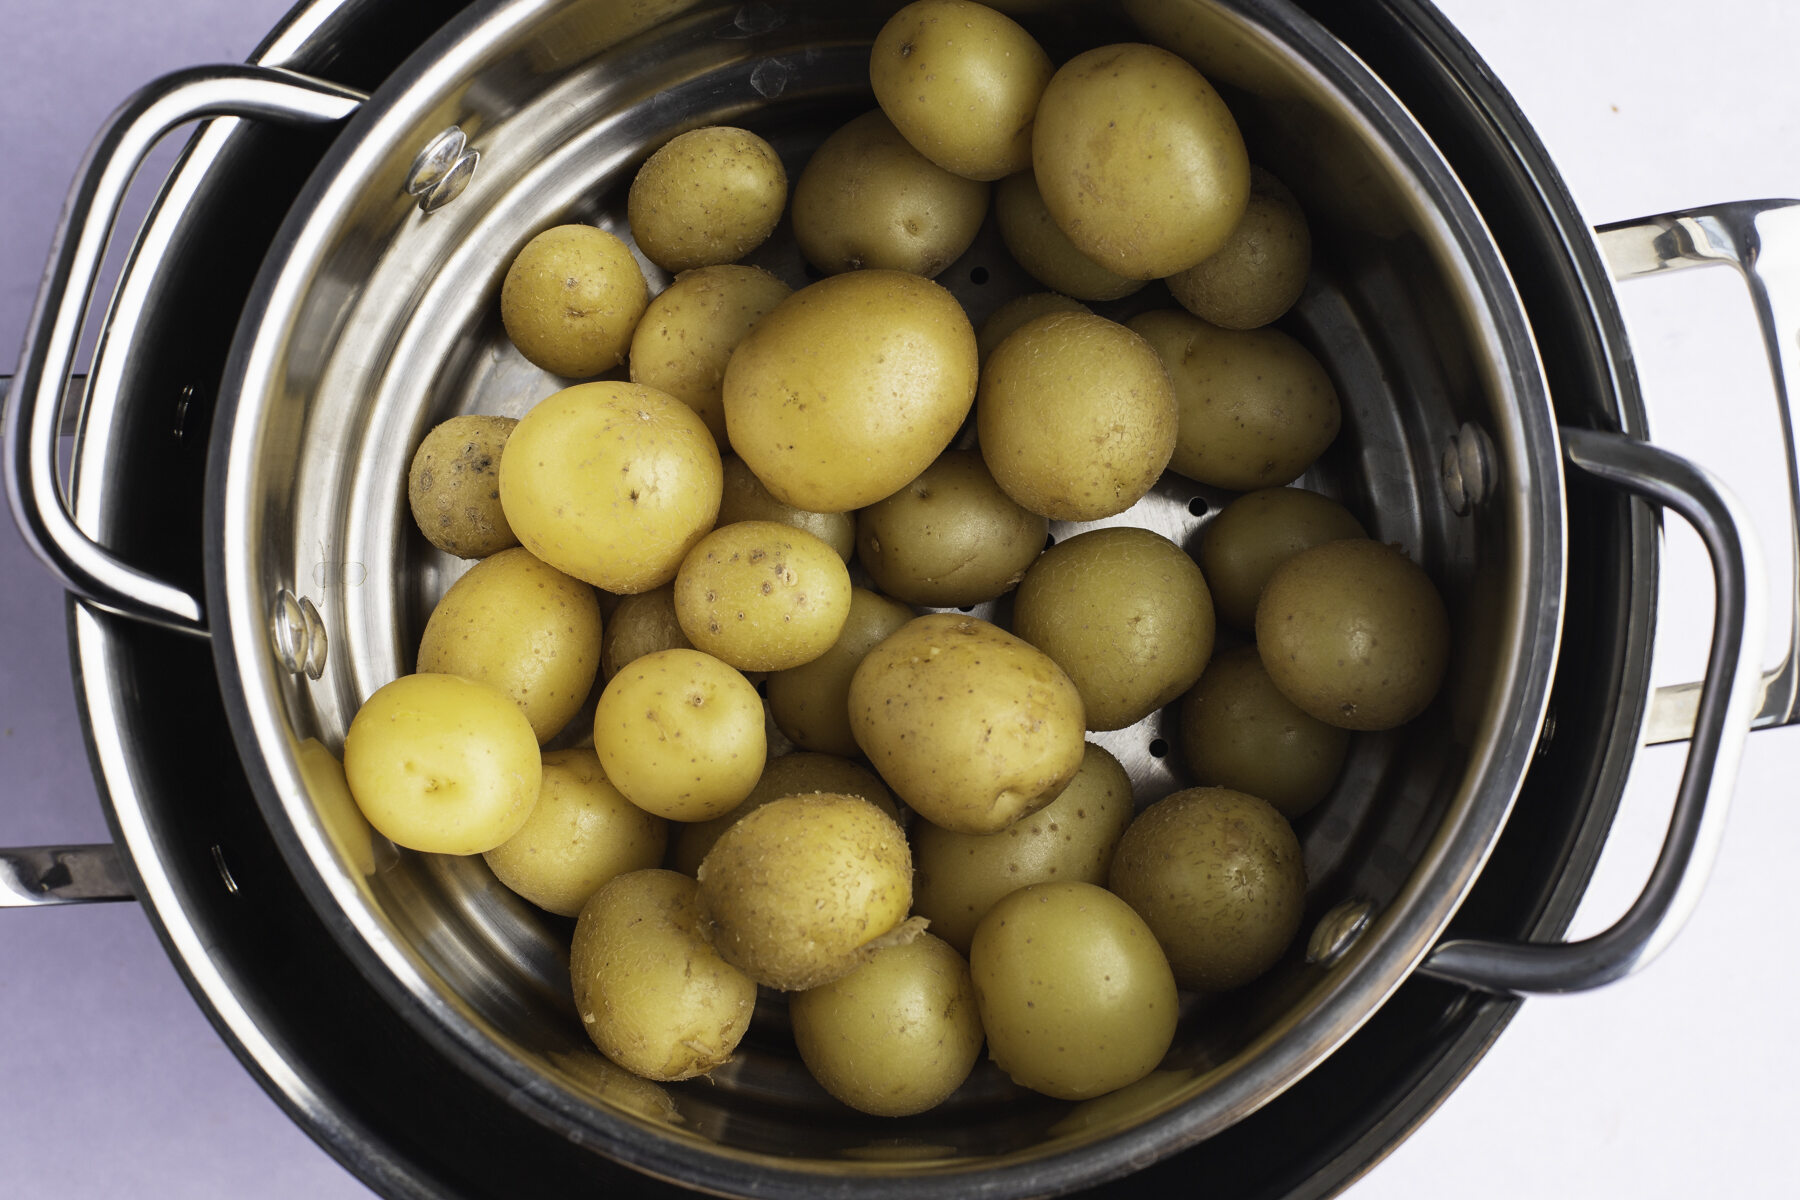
[0, 844, 133, 906]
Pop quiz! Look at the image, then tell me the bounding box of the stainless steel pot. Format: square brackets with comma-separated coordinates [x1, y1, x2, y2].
[7, 0, 1796, 1196]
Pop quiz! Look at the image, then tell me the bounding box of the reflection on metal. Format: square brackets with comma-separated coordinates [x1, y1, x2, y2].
[1307, 898, 1373, 967]
[0, 844, 133, 906]
[1441, 421, 1496, 514]
[404, 126, 479, 213]
[271, 588, 328, 679]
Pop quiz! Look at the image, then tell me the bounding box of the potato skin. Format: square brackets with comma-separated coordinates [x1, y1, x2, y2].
[766, 587, 916, 758]
[628, 265, 792, 447]
[1177, 646, 1348, 820]
[717, 456, 854, 563]
[976, 291, 1090, 365]
[993, 171, 1146, 302]
[500, 225, 649, 378]
[1199, 486, 1367, 631]
[407, 415, 519, 559]
[847, 614, 1086, 834]
[599, 584, 691, 682]
[669, 751, 899, 877]
[627, 126, 787, 274]
[1166, 165, 1311, 330]
[673, 521, 853, 671]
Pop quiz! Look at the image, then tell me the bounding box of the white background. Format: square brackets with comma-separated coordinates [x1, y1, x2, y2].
[2, 0, 1797, 1196]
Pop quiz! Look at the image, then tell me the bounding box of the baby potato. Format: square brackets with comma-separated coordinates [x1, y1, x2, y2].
[570, 868, 757, 1081]
[499, 381, 723, 594]
[869, 0, 1054, 182]
[342, 673, 542, 856]
[672, 521, 853, 671]
[848, 614, 1086, 835]
[407, 414, 519, 559]
[1199, 486, 1367, 631]
[1256, 539, 1450, 731]
[1011, 527, 1215, 731]
[766, 586, 915, 758]
[723, 269, 977, 513]
[993, 171, 1146, 302]
[416, 546, 603, 743]
[856, 450, 1047, 607]
[790, 932, 984, 1117]
[696, 793, 920, 990]
[670, 751, 899, 877]
[717, 456, 854, 564]
[1108, 787, 1306, 991]
[500, 224, 649, 378]
[1165, 166, 1311, 330]
[1032, 43, 1250, 279]
[599, 584, 691, 681]
[483, 747, 668, 916]
[628, 264, 792, 446]
[592, 648, 767, 821]
[976, 291, 1090, 365]
[977, 312, 1176, 521]
[912, 743, 1133, 954]
[626, 126, 787, 274]
[791, 110, 990, 278]
[1177, 646, 1349, 821]
[1128, 308, 1341, 492]
[970, 881, 1178, 1100]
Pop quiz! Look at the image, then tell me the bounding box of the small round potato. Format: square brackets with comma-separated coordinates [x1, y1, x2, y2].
[343, 673, 542, 856]
[869, 0, 1054, 182]
[628, 265, 792, 446]
[1199, 486, 1367, 631]
[626, 126, 788, 274]
[790, 932, 984, 1117]
[1032, 43, 1250, 279]
[912, 743, 1133, 953]
[483, 747, 668, 916]
[976, 291, 1090, 365]
[993, 172, 1146, 302]
[697, 793, 919, 990]
[500, 224, 649, 378]
[791, 110, 990, 278]
[766, 587, 916, 758]
[407, 414, 519, 559]
[673, 521, 853, 671]
[1165, 166, 1311, 330]
[570, 868, 757, 1081]
[670, 751, 899, 877]
[592, 648, 767, 821]
[1108, 787, 1306, 991]
[1128, 308, 1341, 492]
[716, 456, 854, 563]
[848, 614, 1086, 834]
[499, 381, 723, 594]
[599, 584, 691, 681]
[416, 547, 603, 743]
[978, 312, 1177, 521]
[723, 270, 978, 513]
[856, 450, 1047, 607]
[970, 881, 1178, 1100]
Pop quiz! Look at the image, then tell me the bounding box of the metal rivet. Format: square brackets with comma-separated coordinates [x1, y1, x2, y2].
[1307, 898, 1373, 967]
[420, 149, 479, 214]
[211, 844, 240, 895]
[1442, 422, 1497, 514]
[405, 126, 468, 197]
[270, 588, 327, 678]
[298, 595, 328, 680]
[1535, 707, 1558, 760]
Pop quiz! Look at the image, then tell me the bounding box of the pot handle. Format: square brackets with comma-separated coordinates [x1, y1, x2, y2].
[1418, 426, 1765, 995]
[1595, 200, 1800, 744]
[3, 65, 364, 637]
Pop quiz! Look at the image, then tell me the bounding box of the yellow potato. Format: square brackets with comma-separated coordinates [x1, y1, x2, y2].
[993, 171, 1146, 302]
[1198, 486, 1366, 631]
[716, 456, 854, 563]
[628, 265, 792, 447]
[598, 584, 691, 682]
[406, 414, 519, 559]
[765, 586, 916, 758]
[295, 738, 377, 877]
[626, 126, 787, 273]
[975, 291, 1090, 365]
[1165, 166, 1311, 330]
[669, 751, 900, 877]
[500, 224, 649, 378]
[672, 521, 853, 671]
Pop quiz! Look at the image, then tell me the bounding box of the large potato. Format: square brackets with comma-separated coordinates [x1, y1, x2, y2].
[765, 586, 915, 758]
[722, 270, 977, 513]
[1177, 646, 1348, 820]
[976, 291, 1090, 365]
[993, 171, 1146, 302]
[626, 126, 787, 274]
[499, 381, 723, 593]
[669, 751, 899, 877]
[500, 224, 649, 378]
[672, 521, 853, 671]
[848, 614, 1085, 834]
[628, 264, 792, 446]
[1198, 486, 1367, 631]
[406, 414, 519, 559]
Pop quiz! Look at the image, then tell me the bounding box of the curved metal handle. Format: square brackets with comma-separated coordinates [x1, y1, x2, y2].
[1, 845, 134, 906]
[4, 64, 364, 635]
[1420, 426, 1765, 995]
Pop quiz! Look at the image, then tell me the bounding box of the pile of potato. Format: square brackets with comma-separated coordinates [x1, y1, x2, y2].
[339, 0, 1451, 1118]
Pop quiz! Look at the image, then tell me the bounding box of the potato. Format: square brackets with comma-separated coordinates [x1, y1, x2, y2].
[1128, 308, 1340, 492]
[592, 648, 766, 821]
[415, 546, 602, 743]
[791, 110, 990, 278]
[1177, 646, 1348, 820]
[993, 171, 1146, 302]
[696, 793, 921, 990]
[599, 584, 691, 681]
[669, 751, 899, 877]
[672, 521, 853, 671]
[295, 738, 377, 877]
[1032, 43, 1250, 279]
[975, 291, 1089, 365]
[500, 224, 649, 378]
[1256, 539, 1450, 731]
[766, 586, 915, 758]
[869, 0, 1054, 182]
[856, 450, 1047, 607]
[343, 673, 541, 855]
[723, 269, 977, 513]
[1011, 527, 1214, 731]
[717, 455, 854, 563]
[912, 743, 1133, 953]
[483, 747, 668, 916]
[628, 264, 792, 446]
[1165, 166, 1311, 330]
[1198, 486, 1367, 631]
[626, 126, 787, 274]
[499, 381, 723, 594]
[407, 415, 519, 559]
[977, 312, 1176, 521]
[570, 868, 756, 1080]
[1108, 787, 1305, 991]
[790, 932, 984, 1116]
[848, 614, 1085, 834]
[970, 881, 1178, 1100]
